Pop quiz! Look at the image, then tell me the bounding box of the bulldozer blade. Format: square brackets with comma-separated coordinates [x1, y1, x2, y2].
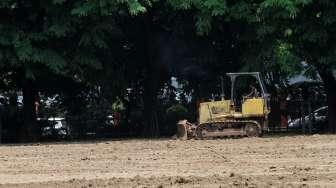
[177, 120, 188, 140]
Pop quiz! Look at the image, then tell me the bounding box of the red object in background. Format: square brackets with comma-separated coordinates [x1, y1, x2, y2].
[113, 112, 120, 127]
[280, 115, 288, 128]
[280, 100, 287, 111]
[34, 101, 40, 115]
[279, 99, 288, 128]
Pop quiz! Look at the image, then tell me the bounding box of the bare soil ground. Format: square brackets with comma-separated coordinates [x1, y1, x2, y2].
[1, 134, 336, 188]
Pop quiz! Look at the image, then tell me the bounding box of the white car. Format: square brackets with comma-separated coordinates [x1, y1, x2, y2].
[38, 117, 68, 138]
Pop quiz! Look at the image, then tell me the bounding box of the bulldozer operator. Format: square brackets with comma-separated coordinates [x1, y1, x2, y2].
[244, 84, 259, 99]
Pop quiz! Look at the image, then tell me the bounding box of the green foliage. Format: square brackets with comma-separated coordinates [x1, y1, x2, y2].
[274, 42, 302, 76]
[1, 0, 336, 137]
[0, 0, 133, 80]
[52, 0, 66, 5]
[70, 0, 151, 17]
[0, 0, 14, 8]
[195, 13, 213, 35]
[166, 104, 188, 123]
[112, 98, 125, 111]
[168, 0, 193, 10]
[127, 0, 147, 15]
[229, 1, 258, 22]
[260, 0, 336, 71]
[203, 0, 228, 16]
[261, 0, 312, 18]
[168, 0, 228, 35]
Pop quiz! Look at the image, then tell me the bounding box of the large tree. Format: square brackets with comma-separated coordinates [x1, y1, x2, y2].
[0, 0, 137, 140]
[258, 0, 336, 132]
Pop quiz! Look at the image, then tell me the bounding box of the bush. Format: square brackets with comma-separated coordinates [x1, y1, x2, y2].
[166, 104, 188, 123]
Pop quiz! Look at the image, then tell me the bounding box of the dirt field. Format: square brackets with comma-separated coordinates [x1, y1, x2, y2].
[1, 134, 336, 188]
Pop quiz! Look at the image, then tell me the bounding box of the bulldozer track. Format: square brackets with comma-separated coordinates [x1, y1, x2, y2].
[195, 120, 261, 139]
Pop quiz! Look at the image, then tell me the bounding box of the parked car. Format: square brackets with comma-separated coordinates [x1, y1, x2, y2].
[37, 117, 68, 139]
[288, 106, 328, 131]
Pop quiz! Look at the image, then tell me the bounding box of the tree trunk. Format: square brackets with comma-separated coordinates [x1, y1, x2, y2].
[326, 90, 336, 133]
[0, 114, 2, 144]
[318, 69, 336, 133]
[141, 14, 160, 137]
[143, 76, 160, 137]
[22, 78, 37, 142]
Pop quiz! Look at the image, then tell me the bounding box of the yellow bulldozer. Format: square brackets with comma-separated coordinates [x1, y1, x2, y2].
[177, 72, 270, 139]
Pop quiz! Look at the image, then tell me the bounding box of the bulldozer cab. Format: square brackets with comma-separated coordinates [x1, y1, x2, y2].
[198, 72, 270, 124]
[226, 72, 270, 116]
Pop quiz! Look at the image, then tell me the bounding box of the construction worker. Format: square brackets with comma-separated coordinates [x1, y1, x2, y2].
[244, 84, 259, 99]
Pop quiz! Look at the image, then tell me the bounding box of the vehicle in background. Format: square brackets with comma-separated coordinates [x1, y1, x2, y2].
[106, 112, 121, 127]
[288, 106, 328, 132]
[37, 117, 68, 139]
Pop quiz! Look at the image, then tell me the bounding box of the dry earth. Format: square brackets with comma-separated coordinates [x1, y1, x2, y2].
[1, 134, 336, 187]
